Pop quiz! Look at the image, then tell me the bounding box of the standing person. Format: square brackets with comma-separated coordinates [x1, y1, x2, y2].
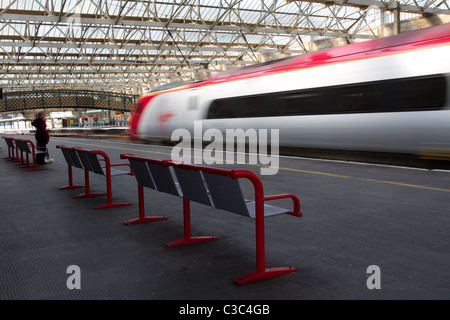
[31, 111, 49, 165]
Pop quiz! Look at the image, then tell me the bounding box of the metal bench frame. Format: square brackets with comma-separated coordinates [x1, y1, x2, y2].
[57, 145, 133, 210]
[56, 145, 85, 191]
[2, 137, 17, 161]
[121, 153, 303, 285]
[3, 137, 48, 171]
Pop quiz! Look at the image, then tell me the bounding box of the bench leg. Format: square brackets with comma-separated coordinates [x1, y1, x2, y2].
[27, 167, 48, 172]
[11, 153, 21, 163]
[12, 145, 20, 163]
[124, 186, 167, 225]
[23, 152, 38, 170]
[15, 151, 25, 166]
[26, 150, 48, 172]
[20, 152, 31, 168]
[11, 146, 21, 163]
[3, 144, 13, 160]
[234, 200, 296, 285]
[59, 165, 84, 190]
[166, 198, 217, 247]
[75, 170, 106, 198]
[235, 267, 296, 285]
[6, 146, 18, 161]
[5, 149, 15, 161]
[94, 171, 132, 210]
[95, 202, 132, 210]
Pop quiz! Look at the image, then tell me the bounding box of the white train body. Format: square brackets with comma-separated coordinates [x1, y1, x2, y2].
[130, 24, 450, 156]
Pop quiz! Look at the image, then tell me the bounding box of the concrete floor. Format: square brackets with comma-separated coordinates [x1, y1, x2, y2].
[1, 135, 449, 301]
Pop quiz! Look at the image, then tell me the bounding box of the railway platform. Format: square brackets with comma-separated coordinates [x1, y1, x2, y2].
[1, 134, 449, 301]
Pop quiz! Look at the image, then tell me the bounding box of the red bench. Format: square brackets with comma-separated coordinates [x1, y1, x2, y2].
[2, 137, 17, 161]
[3, 137, 47, 171]
[121, 153, 303, 285]
[57, 145, 133, 209]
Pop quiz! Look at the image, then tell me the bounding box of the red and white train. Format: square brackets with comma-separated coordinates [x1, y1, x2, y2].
[129, 24, 450, 158]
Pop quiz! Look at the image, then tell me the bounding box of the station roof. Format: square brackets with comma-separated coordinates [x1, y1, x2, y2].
[0, 0, 449, 95]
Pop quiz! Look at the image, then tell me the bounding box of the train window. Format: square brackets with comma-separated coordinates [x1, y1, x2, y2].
[206, 74, 447, 119]
[208, 100, 239, 118]
[279, 92, 322, 116]
[207, 94, 278, 119]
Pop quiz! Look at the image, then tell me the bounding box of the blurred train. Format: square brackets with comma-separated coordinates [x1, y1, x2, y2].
[129, 24, 450, 159]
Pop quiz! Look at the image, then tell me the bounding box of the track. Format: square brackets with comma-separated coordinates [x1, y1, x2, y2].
[49, 128, 450, 171]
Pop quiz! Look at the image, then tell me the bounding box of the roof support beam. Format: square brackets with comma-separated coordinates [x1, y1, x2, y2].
[0, 0, 448, 94]
[285, 0, 450, 14]
[0, 12, 373, 39]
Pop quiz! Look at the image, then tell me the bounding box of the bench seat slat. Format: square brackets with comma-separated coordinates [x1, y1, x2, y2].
[147, 162, 180, 197]
[68, 149, 84, 169]
[245, 201, 290, 219]
[86, 152, 105, 175]
[60, 148, 74, 166]
[202, 172, 249, 217]
[110, 168, 132, 176]
[173, 167, 212, 206]
[129, 159, 156, 189]
[76, 150, 94, 172]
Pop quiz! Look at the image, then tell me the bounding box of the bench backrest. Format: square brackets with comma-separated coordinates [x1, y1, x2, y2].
[58, 145, 107, 175]
[3, 137, 15, 149]
[76, 149, 105, 175]
[202, 172, 249, 217]
[171, 163, 249, 216]
[60, 147, 83, 169]
[123, 155, 252, 217]
[16, 139, 32, 154]
[15, 139, 23, 152]
[128, 157, 180, 196]
[172, 166, 213, 206]
[57, 145, 85, 170]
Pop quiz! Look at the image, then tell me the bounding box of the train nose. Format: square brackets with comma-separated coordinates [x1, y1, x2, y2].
[128, 106, 141, 140]
[127, 127, 137, 140]
[128, 94, 156, 141]
[128, 113, 141, 140]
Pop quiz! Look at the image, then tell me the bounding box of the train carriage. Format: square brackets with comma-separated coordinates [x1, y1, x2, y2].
[129, 24, 450, 158]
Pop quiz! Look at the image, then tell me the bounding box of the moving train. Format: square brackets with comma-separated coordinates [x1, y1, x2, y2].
[129, 24, 450, 159]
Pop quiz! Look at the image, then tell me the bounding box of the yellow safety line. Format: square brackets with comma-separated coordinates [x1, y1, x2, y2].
[279, 166, 450, 193]
[52, 138, 450, 193]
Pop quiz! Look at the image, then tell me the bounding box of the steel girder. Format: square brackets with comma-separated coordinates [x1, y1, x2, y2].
[0, 0, 448, 94]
